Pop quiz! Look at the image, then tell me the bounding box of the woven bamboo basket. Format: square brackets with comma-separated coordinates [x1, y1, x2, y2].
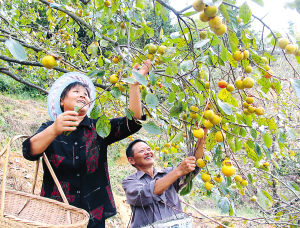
[0, 135, 90, 227]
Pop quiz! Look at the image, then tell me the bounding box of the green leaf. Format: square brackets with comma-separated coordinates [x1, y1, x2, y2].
[145, 93, 159, 109]
[244, 142, 258, 161]
[90, 105, 101, 119]
[88, 70, 105, 78]
[251, 129, 257, 139]
[263, 133, 272, 148]
[207, 132, 217, 151]
[228, 31, 239, 53]
[194, 39, 210, 49]
[122, 78, 136, 84]
[217, 99, 232, 115]
[142, 121, 161, 134]
[267, 118, 278, 133]
[125, 109, 134, 120]
[183, 11, 198, 17]
[239, 127, 247, 137]
[251, 0, 264, 6]
[213, 145, 222, 167]
[144, 26, 154, 38]
[98, 56, 103, 67]
[218, 197, 230, 214]
[110, 87, 122, 98]
[263, 145, 271, 160]
[255, 143, 262, 160]
[133, 70, 147, 86]
[5, 38, 27, 61]
[96, 115, 111, 138]
[257, 188, 272, 210]
[262, 190, 273, 204]
[168, 92, 176, 103]
[239, 2, 252, 24]
[248, 173, 253, 183]
[272, 79, 281, 94]
[287, 181, 300, 191]
[149, 71, 157, 86]
[180, 178, 193, 195]
[290, 79, 300, 100]
[235, 138, 243, 151]
[136, 0, 145, 9]
[180, 60, 194, 73]
[170, 101, 184, 117]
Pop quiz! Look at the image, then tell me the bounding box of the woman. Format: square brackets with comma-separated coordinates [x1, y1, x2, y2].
[22, 60, 150, 227]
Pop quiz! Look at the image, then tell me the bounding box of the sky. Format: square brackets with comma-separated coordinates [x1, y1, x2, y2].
[168, 0, 300, 40]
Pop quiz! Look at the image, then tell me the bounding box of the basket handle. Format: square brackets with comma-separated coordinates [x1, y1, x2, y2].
[0, 135, 70, 218]
[42, 153, 69, 204]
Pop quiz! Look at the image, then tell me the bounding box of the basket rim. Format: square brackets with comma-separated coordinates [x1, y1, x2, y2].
[2, 189, 90, 227]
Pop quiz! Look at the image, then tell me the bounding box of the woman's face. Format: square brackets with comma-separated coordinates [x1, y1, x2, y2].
[60, 85, 91, 116]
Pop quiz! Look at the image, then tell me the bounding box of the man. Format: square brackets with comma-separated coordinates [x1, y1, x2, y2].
[122, 130, 207, 228]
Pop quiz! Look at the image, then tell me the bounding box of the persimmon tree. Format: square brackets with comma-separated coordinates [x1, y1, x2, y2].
[0, 0, 299, 226]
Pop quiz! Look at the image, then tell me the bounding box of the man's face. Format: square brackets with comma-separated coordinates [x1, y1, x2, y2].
[60, 85, 90, 115]
[129, 142, 154, 169]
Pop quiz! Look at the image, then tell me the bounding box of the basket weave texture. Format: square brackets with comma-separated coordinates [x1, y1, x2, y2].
[0, 135, 90, 227]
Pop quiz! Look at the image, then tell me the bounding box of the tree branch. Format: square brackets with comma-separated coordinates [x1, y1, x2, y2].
[0, 55, 68, 73]
[0, 68, 48, 94]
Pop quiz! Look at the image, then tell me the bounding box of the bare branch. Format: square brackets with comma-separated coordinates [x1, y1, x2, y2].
[0, 68, 48, 94]
[0, 55, 68, 73]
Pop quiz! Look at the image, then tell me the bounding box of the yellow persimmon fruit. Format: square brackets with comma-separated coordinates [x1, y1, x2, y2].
[233, 50, 244, 61]
[109, 74, 119, 84]
[211, 114, 222, 125]
[201, 173, 211, 182]
[205, 182, 214, 191]
[255, 107, 265, 115]
[193, 128, 204, 139]
[241, 179, 248, 187]
[112, 56, 119, 64]
[222, 164, 236, 177]
[204, 5, 218, 18]
[245, 65, 252, 73]
[278, 38, 289, 49]
[285, 44, 297, 54]
[196, 158, 206, 168]
[158, 45, 167, 55]
[209, 16, 222, 29]
[235, 78, 244, 89]
[190, 112, 199, 119]
[190, 105, 199, 113]
[226, 83, 235, 92]
[204, 110, 214, 120]
[213, 23, 227, 36]
[242, 77, 254, 88]
[243, 50, 249, 59]
[215, 131, 224, 142]
[200, 12, 210, 22]
[246, 97, 254, 104]
[41, 55, 56, 69]
[214, 175, 223, 183]
[203, 119, 213, 128]
[234, 175, 243, 182]
[192, 0, 205, 12]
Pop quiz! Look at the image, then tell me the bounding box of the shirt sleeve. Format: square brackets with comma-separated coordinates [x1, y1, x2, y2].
[22, 121, 53, 161]
[122, 175, 167, 207]
[104, 115, 146, 145]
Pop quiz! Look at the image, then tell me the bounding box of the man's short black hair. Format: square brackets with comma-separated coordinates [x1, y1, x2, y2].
[60, 81, 90, 112]
[126, 139, 148, 158]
